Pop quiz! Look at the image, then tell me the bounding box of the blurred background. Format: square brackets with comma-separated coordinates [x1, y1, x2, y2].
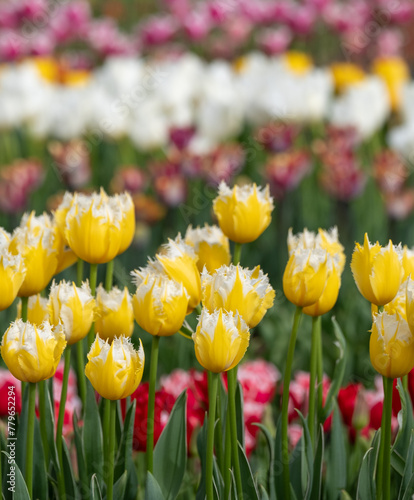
[1, 0, 414, 388]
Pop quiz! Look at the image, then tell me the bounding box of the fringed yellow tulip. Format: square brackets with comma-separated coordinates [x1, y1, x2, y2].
[213, 182, 274, 244]
[85, 336, 145, 400]
[9, 212, 59, 297]
[17, 295, 49, 325]
[131, 272, 189, 336]
[201, 264, 275, 328]
[185, 224, 231, 273]
[283, 248, 328, 307]
[370, 312, 414, 379]
[48, 280, 95, 345]
[372, 57, 410, 111]
[95, 285, 134, 342]
[402, 246, 414, 281]
[330, 62, 365, 93]
[193, 309, 250, 373]
[351, 233, 403, 306]
[65, 189, 123, 264]
[140, 235, 201, 311]
[1, 320, 66, 383]
[405, 278, 414, 335]
[284, 51, 313, 75]
[117, 193, 136, 255]
[303, 263, 341, 317]
[0, 246, 26, 311]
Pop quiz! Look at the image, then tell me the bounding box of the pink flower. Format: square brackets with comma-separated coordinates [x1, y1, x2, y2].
[376, 29, 404, 58]
[48, 140, 91, 189]
[140, 16, 177, 47]
[287, 5, 316, 35]
[256, 27, 292, 56]
[288, 423, 303, 449]
[110, 166, 147, 194]
[288, 371, 331, 423]
[0, 369, 22, 417]
[152, 161, 187, 207]
[202, 143, 245, 185]
[183, 11, 212, 41]
[237, 360, 280, 404]
[373, 149, 408, 194]
[384, 190, 414, 220]
[50, 0, 91, 42]
[0, 30, 26, 62]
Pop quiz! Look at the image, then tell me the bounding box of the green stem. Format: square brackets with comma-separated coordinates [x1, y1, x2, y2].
[206, 373, 219, 500]
[178, 330, 193, 340]
[315, 317, 324, 415]
[37, 381, 49, 465]
[233, 243, 242, 265]
[76, 340, 86, 409]
[76, 259, 84, 287]
[21, 296, 28, 322]
[103, 398, 111, 461]
[381, 376, 393, 500]
[147, 335, 160, 473]
[402, 375, 408, 392]
[105, 260, 114, 292]
[215, 381, 224, 474]
[87, 263, 98, 347]
[195, 304, 202, 316]
[223, 407, 232, 500]
[227, 367, 243, 500]
[25, 382, 36, 499]
[56, 347, 71, 500]
[106, 400, 116, 500]
[281, 306, 303, 500]
[308, 316, 320, 447]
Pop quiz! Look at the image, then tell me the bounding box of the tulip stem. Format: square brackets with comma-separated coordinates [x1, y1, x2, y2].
[56, 346, 71, 500]
[215, 380, 224, 474]
[316, 317, 324, 416]
[37, 381, 49, 465]
[21, 296, 28, 322]
[25, 382, 36, 499]
[227, 367, 243, 500]
[233, 243, 242, 265]
[178, 330, 192, 340]
[88, 263, 98, 346]
[381, 376, 393, 500]
[76, 259, 84, 286]
[402, 375, 408, 391]
[106, 399, 116, 500]
[282, 306, 303, 500]
[223, 406, 232, 500]
[103, 398, 111, 460]
[105, 260, 114, 292]
[76, 340, 87, 408]
[147, 335, 160, 473]
[308, 316, 320, 447]
[206, 372, 219, 500]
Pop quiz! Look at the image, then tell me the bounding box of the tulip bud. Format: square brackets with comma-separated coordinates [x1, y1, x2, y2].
[370, 312, 414, 379]
[1, 319, 66, 383]
[0, 244, 26, 311]
[85, 336, 145, 400]
[65, 189, 123, 264]
[213, 181, 274, 243]
[17, 294, 49, 325]
[95, 285, 134, 342]
[193, 309, 250, 373]
[131, 272, 189, 337]
[351, 233, 403, 306]
[283, 248, 328, 307]
[185, 224, 231, 273]
[48, 280, 95, 345]
[303, 261, 341, 316]
[201, 264, 275, 328]
[9, 212, 59, 297]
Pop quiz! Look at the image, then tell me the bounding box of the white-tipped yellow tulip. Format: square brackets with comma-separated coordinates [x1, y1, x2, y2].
[95, 285, 134, 342]
[0, 246, 26, 311]
[85, 335, 145, 400]
[17, 295, 49, 325]
[116, 192, 136, 255]
[1, 319, 66, 383]
[185, 224, 231, 273]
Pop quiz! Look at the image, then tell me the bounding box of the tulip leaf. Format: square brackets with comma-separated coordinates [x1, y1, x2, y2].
[235, 381, 245, 449]
[399, 431, 414, 499]
[273, 416, 285, 500]
[32, 417, 48, 500]
[238, 442, 260, 500]
[400, 473, 414, 500]
[83, 381, 104, 488]
[153, 390, 187, 500]
[356, 448, 376, 500]
[113, 470, 128, 500]
[73, 412, 89, 498]
[320, 318, 347, 422]
[393, 380, 414, 460]
[42, 381, 59, 469]
[297, 410, 314, 500]
[90, 474, 103, 500]
[253, 423, 275, 499]
[310, 425, 324, 500]
[63, 437, 79, 499]
[15, 384, 29, 475]
[196, 413, 208, 500]
[325, 404, 347, 500]
[2, 451, 30, 500]
[145, 472, 165, 500]
[391, 449, 405, 477]
[114, 399, 138, 500]
[260, 485, 270, 500]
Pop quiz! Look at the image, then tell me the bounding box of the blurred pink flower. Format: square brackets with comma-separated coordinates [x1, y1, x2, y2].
[88, 19, 136, 56]
[376, 29, 404, 58]
[288, 371, 331, 423]
[169, 126, 196, 151]
[183, 11, 212, 41]
[287, 5, 316, 35]
[384, 189, 414, 220]
[110, 166, 147, 194]
[152, 161, 187, 207]
[203, 143, 245, 185]
[256, 27, 292, 56]
[256, 122, 299, 153]
[16, 0, 48, 23]
[0, 369, 22, 417]
[238, 360, 280, 405]
[0, 30, 26, 61]
[48, 140, 91, 189]
[140, 16, 177, 47]
[50, 0, 91, 42]
[265, 150, 312, 199]
[373, 149, 408, 194]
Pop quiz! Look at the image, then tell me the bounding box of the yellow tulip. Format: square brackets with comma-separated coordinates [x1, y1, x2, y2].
[330, 62, 365, 93]
[48, 280, 95, 345]
[372, 281, 407, 320]
[0, 247, 26, 311]
[54, 192, 74, 240]
[201, 264, 275, 328]
[85, 335, 145, 400]
[213, 182, 274, 244]
[9, 212, 60, 297]
[17, 295, 49, 325]
[142, 235, 201, 311]
[402, 246, 414, 281]
[185, 224, 231, 273]
[369, 312, 414, 379]
[65, 189, 123, 264]
[283, 248, 328, 307]
[131, 272, 189, 336]
[351, 233, 403, 306]
[95, 285, 134, 342]
[302, 262, 341, 316]
[116, 193, 136, 255]
[405, 278, 414, 335]
[372, 57, 410, 111]
[193, 309, 250, 373]
[1, 319, 66, 383]
[284, 51, 313, 75]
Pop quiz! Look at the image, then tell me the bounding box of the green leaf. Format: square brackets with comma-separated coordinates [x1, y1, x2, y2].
[32, 417, 48, 500]
[145, 472, 165, 500]
[356, 448, 376, 500]
[83, 381, 104, 487]
[73, 412, 89, 498]
[196, 414, 208, 500]
[62, 437, 78, 499]
[1, 451, 30, 500]
[273, 416, 284, 500]
[320, 318, 347, 421]
[235, 382, 245, 449]
[326, 404, 346, 500]
[310, 425, 324, 500]
[399, 431, 414, 499]
[297, 410, 313, 500]
[90, 474, 103, 500]
[238, 442, 260, 500]
[153, 390, 187, 500]
[260, 484, 270, 500]
[393, 380, 414, 460]
[339, 491, 353, 499]
[391, 449, 405, 477]
[15, 385, 28, 475]
[253, 423, 275, 499]
[113, 470, 128, 500]
[43, 383, 59, 469]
